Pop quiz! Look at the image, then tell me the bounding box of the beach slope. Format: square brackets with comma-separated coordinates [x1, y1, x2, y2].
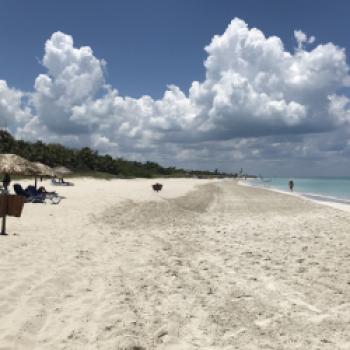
[0, 179, 349, 349]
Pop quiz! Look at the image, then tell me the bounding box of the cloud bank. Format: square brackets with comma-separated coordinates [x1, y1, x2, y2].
[1, 18, 350, 174]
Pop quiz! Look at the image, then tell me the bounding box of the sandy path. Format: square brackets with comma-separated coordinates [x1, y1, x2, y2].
[0, 179, 349, 349]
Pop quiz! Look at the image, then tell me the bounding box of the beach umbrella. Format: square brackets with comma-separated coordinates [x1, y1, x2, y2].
[53, 166, 72, 178]
[33, 162, 55, 188]
[0, 154, 39, 176]
[33, 162, 54, 177]
[0, 154, 39, 235]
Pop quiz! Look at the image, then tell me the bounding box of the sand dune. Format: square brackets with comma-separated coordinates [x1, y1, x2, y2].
[0, 179, 349, 349]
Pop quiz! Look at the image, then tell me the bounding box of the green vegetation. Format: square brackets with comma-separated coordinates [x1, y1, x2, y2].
[0, 130, 232, 178]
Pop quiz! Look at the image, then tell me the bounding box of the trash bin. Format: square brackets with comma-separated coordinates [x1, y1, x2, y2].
[152, 183, 163, 192]
[7, 195, 25, 217]
[0, 195, 6, 218]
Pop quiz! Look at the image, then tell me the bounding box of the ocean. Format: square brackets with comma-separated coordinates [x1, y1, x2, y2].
[245, 177, 350, 205]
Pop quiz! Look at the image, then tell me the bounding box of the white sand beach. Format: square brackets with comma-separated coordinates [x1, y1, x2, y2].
[0, 178, 349, 350]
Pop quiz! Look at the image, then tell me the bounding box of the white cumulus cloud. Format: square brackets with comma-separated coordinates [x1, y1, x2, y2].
[32, 31, 106, 134]
[294, 30, 315, 49]
[1, 18, 350, 174]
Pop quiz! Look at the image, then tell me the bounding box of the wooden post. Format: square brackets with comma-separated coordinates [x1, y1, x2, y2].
[0, 193, 8, 235]
[1, 215, 6, 235]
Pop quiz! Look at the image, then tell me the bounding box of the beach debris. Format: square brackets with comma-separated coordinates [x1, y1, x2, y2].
[117, 339, 145, 350]
[155, 326, 168, 339]
[115, 332, 145, 348]
[152, 183, 163, 192]
[207, 287, 214, 295]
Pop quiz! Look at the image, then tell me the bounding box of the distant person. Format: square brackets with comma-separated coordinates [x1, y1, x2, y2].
[288, 180, 294, 192]
[2, 173, 11, 191]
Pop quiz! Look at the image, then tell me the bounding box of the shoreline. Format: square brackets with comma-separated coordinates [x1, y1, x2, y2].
[238, 179, 350, 213]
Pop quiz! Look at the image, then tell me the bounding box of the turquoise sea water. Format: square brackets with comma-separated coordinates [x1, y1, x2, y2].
[246, 177, 350, 204]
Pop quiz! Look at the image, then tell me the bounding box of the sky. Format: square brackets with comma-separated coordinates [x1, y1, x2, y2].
[0, 0, 349, 176]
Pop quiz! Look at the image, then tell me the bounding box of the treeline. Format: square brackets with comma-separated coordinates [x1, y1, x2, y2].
[0, 130, 226, 178]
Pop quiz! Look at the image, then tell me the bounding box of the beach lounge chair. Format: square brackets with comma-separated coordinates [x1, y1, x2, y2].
[13, 184, 45, 203]
[14, 184, 61, 204]
[51, 178, 74, 186]
[26, 185, 61, 204]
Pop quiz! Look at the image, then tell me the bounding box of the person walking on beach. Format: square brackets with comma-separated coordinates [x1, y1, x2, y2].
[288, 180, 294, 192]
[2, 173, 11, 192]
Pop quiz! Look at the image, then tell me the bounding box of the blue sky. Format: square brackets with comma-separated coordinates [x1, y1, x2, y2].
[1, 0, 349, 98]
[0, 0, 350, 175]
